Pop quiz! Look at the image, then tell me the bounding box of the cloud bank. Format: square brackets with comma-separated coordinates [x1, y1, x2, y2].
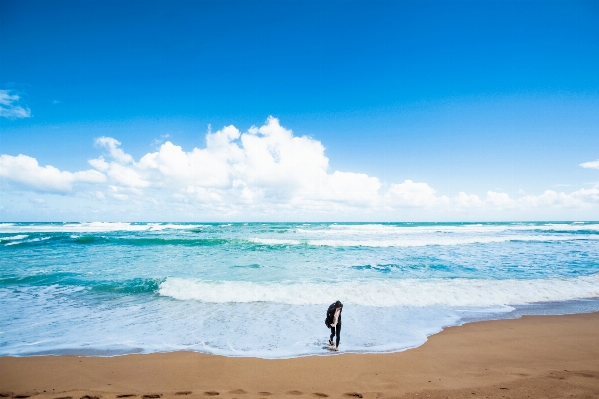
[1, 117, 598, 220]
[0, 154, 106, 193]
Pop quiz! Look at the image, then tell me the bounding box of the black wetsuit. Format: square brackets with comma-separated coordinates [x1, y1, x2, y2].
[328, 305, 342, 347]
[330, 323, 341, 347]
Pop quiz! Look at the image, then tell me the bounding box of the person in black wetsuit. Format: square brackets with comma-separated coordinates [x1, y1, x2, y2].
[326, 300, 343, 351]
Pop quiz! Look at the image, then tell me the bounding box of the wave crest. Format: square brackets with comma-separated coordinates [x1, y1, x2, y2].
[248, 234, 599, 247]
[158, 274, 599, 307]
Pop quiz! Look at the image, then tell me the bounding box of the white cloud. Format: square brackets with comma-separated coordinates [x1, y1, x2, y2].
[580, 159, 599, 170]
[89, 138, 149, 188]
[94, 137, 134, 164]
[91, 117, 349, 205]
[0, 90, 31, 119]
[478, 187, 599, 211]
[88, 156, 110, 172]
[320, 172, 381, 205]
[387, 180, 448, 207]
[138, 140, 233, 188]
[2, 117, 599, 219]
[453, 192, 484, 208]
[0, 154, 106, 193]
[105, 162, 150, 188]
[485, 191, 515, 208]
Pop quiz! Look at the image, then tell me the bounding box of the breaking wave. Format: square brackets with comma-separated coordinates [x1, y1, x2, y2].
[158, 273, 599, 307]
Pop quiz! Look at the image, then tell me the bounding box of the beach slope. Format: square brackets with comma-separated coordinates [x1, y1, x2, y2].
[1, 313, 598, 398]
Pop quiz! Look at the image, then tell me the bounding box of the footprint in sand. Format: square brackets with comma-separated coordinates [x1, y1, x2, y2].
[203, 392, 220, 397]
[116, 395, 136, 398]
[285, 392, 303, 396]
[175, 393, 192, 396]
[80, 396, 101, 399]
[54, 397, 73, 399]
[142, 395, 162, 398]
[344, 394, 363, 398]
[14, 395, 35, 399]
[257, 394, 272, 397]
[312, 394, 328, 398]
[0, 393, 13, 398]
[228, 391, 246, 395]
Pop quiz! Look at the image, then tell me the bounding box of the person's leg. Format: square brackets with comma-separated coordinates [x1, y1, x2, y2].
[329, 327, 335, 344]
[335, 323, 341, 347]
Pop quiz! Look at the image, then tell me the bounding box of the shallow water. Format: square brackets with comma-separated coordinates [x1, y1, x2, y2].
[1, 222, 598, 357]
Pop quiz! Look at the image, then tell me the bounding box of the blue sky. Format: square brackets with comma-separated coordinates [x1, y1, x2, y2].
[1, 0, 598, 221]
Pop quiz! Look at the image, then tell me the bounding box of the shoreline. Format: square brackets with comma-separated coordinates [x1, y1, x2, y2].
[4, 297, 599, 359]
[2, 312, 598, 398]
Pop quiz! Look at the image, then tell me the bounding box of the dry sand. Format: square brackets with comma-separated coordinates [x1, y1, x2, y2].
[1, 312, 598, 399]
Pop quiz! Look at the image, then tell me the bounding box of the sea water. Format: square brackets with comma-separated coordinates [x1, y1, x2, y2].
[1, 222, 599, 358]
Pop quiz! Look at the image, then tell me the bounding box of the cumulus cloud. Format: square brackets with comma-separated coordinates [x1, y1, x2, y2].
[488, 188, 599, 210]
[545, 187, 599, 206]
[89, 117, 381, 207]
[89, 137, 149, 188]
[485, 191, 515, 208]
[94, 137, 134, 164]
[580, 159, 599, 170]
[0, 154, 106, 193]
[0, 90, 31, 119]
[454, 192, 485, 208]
[387, 180, 448, 207]
[320, 171, 381, 205]
[2, 117, 599, 219]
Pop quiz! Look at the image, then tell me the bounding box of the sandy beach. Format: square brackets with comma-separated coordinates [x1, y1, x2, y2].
[1, 312, 598, 399]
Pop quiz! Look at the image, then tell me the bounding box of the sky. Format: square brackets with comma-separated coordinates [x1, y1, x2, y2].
[1, 0, 598, 221]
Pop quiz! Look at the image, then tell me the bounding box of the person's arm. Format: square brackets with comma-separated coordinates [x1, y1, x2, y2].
[332, 308, 341, 326]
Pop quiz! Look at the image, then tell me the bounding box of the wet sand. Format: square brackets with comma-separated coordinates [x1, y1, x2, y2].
[1, 312, 598, 399]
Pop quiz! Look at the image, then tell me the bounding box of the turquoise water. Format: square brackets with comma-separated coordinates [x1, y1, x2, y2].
[1, 222, 599, 357]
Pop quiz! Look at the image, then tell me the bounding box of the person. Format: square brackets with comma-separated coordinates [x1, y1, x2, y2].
[326, 300, 343, 351]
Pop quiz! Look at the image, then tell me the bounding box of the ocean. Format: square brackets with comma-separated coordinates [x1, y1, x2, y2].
[1, 221, 599, 358]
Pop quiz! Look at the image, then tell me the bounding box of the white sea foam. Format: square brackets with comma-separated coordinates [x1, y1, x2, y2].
[299, 223, 599, 235]
[0, 284, 464, 357]
[4, 236, 52, 246]
[1, 222, 597, 234]
[1, 235, 28, 241]
[158, 273, 599, 307]
[249, 234, 599, 247]
[147, 223, 208, 231]
[0, 222, 206, 233]
[250, 238, 304, 245]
